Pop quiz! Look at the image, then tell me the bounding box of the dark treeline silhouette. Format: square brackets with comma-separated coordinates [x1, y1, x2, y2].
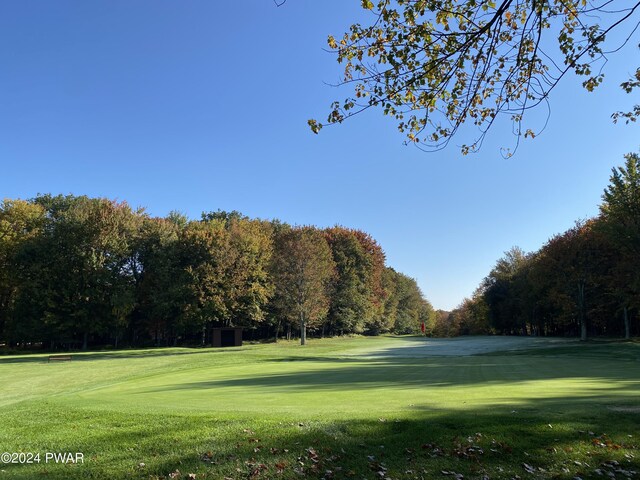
[0, 196, 433, 350]
[434, 151, 640, 340]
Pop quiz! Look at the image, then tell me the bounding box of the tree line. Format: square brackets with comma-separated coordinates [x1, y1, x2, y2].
[436, 151, 640, 339]
[0, 195, 434, 350]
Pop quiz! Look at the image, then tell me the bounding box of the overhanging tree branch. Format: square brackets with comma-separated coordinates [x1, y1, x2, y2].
[309, 0, 640, 155]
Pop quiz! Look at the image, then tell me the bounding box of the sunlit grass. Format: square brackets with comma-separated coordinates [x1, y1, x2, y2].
[0, 336, 638, 479]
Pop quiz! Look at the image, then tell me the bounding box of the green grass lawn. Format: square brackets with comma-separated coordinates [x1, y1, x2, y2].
[0, 336, 638, 479]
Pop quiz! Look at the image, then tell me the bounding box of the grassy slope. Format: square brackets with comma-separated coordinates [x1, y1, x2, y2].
[0, 336, 638, 480]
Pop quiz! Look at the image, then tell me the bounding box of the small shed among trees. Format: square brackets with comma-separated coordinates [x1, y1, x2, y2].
[212, 327, 243, 348]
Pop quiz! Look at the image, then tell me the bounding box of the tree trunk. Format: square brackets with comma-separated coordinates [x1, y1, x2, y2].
[300, 311, 306, 346]
[578, 282, 587, 341]
[274, 319, 281, 343]
[580, 319, 587, 342]
[624, 305, 630, 340]
[82, 331, 88, 351]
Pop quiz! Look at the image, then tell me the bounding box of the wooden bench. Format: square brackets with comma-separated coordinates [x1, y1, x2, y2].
[48, 355, 72, 363]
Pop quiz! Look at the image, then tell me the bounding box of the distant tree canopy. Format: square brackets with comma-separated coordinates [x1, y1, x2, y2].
[439, 150, 640, 339]
[0, 195, 434, 350]
[309, 0, 640, 154]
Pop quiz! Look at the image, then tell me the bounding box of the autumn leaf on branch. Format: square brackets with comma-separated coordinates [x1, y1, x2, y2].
[310, 0, 640, 155]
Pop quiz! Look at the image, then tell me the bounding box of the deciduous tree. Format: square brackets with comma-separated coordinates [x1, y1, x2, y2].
[599, 152, 640, 338]
[0, 200, 46, 343]
[271, 227, 336, 345]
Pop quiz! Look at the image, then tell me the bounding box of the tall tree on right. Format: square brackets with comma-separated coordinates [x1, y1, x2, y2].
[600, 152, 640, 339]
[538, 220, 610, 341]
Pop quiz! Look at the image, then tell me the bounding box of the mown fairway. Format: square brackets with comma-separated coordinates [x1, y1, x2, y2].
[0, 336, 638, 479]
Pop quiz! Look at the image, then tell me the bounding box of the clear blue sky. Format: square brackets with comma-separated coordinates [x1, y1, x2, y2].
[1, 1, 638, 310]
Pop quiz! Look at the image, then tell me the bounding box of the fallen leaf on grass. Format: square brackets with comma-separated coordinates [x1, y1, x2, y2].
[591, 434, 622, 449]
[275, 461, 287, 474]
[421, 443, 445, 457]
[245, 462, 268, 479]
[201, 451, 214, 462]
[306, 447, 319, 463]
[441, 470, 464, 479]
[490, 440, 512, 454]
[599, 459, 638, 478]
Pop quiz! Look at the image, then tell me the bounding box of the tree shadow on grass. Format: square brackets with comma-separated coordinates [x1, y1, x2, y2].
[1, 395, 638, 480]
[0, 346, 244, 364]
[145, 354, 640, 393]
